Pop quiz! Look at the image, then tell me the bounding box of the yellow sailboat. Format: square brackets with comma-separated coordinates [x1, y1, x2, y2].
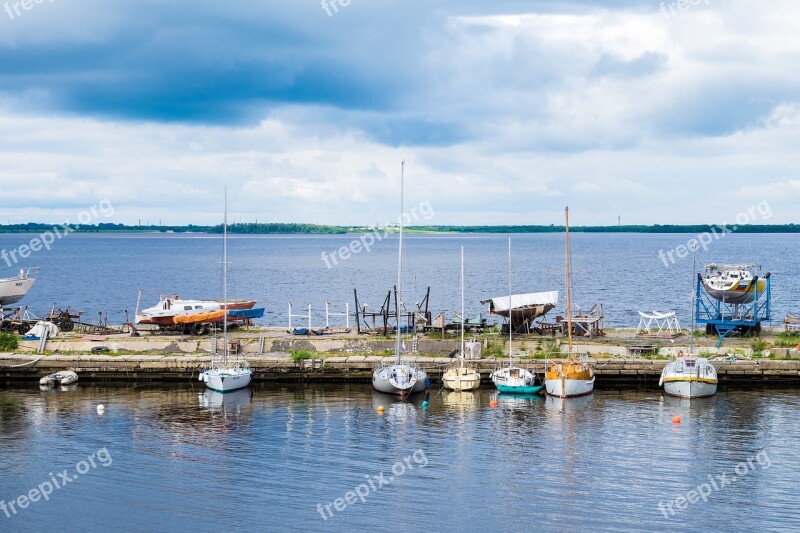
[545, 207, 595, 398]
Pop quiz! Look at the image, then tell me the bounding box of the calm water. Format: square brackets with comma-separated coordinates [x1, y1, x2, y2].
[0, 232, 798, 328]
[1, 384, 798, 532]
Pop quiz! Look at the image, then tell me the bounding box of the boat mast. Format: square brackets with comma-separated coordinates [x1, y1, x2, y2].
[223, 187, 228, 366]
[395, 161, 404, 365]
[566, 207, 573, 361]
[508, 236, 512, 365]
[691, 246, 696, 354]
[460, 245, 465, 369]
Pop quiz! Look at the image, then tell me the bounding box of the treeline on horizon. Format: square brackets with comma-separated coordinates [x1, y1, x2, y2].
[0, 222, 798, 234]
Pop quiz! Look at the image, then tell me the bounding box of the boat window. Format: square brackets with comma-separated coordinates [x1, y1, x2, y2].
[195, 306, 203, 309]
[184, 306, 192, 311]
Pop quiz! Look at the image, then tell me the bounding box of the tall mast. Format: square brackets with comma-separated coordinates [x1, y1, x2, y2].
[460, 245, 465, 369]
[223, 187, 228, 365]
[690, 246, 696, 354]
[508, 236, 512, 364]
[566, 207, 573, 360]
[395, 161, 405, 364]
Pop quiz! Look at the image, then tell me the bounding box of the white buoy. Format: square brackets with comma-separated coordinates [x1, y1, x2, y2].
[97, 404, 105, 414]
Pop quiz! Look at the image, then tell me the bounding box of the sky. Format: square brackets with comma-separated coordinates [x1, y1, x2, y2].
[0, 0, 798, 227]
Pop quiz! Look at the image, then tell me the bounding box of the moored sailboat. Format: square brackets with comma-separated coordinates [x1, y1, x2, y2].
[443, 247, 481, 392]
[199, 189, 252, 393]
[372, 162, 428, 397]
[491, 237, 543, 395]
[545, 207, 595, 398]
[660, 249, 718, 398]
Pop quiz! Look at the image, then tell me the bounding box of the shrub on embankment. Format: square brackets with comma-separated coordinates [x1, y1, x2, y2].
[0, 333, 18, 351]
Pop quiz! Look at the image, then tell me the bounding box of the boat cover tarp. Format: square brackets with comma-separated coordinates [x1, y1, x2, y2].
[229, 308, 265, 319]
[172, 311, 225, 324]
[25, 321, 58, 338]
[480, 291, 559, 314]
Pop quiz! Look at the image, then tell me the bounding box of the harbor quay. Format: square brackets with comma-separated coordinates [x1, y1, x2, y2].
[3, 327, 800, 387]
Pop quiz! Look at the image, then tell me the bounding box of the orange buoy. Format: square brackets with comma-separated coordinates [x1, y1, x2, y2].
[489, 400, 498, 408]
[672, 415, 681, 424]
[377, 405, 385, 414]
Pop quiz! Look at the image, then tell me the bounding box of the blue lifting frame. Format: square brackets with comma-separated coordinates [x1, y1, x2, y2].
[695, 272, 771, 348]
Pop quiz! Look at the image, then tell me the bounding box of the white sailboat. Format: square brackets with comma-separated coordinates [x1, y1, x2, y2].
[490, 237, 543, 394]
[443, 246, 481, 392]
[199, 189, 252, 393]
[660, 249, 718, 398]
[545, 207, 595, 398]
[372, 161, 428, 397]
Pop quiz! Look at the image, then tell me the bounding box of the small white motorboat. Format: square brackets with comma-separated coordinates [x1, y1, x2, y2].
[39, 370, 78, 387]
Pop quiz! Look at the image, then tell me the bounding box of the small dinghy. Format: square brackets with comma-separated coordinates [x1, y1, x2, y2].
[39, 370, 79, 387]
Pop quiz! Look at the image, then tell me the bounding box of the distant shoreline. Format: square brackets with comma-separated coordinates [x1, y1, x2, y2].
[1, 222, 800, 235]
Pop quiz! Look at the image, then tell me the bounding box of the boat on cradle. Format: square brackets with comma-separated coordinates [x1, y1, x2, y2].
[0, 268, 38, 306]
[480, 291, 558, 334]
[39, 370, 78, 387]
[701, 264, 767, 305]
[372, 161, 428, 397]
[199, 189, 252, 394]
[660, 249, 718, 399]
[491, 237, 544, 395]
[443, 247, 481, 392]
[135, 294, 257, 326]
[545, 207, 595, 399]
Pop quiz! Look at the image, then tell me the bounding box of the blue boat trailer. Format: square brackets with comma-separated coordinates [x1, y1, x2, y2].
[695, 272, 771, 347]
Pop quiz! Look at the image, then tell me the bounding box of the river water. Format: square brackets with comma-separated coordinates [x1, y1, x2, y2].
[1, 383, 798, 532]
[1, 232, 797, 328]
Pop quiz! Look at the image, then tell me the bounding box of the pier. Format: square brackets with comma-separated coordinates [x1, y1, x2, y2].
[2, 328, 800, 388]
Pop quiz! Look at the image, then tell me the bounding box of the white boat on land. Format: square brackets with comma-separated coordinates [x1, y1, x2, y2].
[135, 294, 256, 326]
[491, 237, 544, 395]
[545, 207, 595, 399]
[0, 268, 37, 306]
[199, 189, 252, 394]
[372, 161, 428, 397]
[39, 370, 78, 387]
[443, 247, 481, 392]
[701, 264, 766, 305]
[660, 249, 718, 399]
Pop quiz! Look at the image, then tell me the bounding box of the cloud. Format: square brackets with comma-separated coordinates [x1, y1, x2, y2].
[0, 0, 798, 225]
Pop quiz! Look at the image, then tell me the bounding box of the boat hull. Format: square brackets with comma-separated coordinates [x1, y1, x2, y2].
[201, 367, 252, 393]
[545, 362, 595, 398]
[0, 275, 35, 306]
[372, 364, 428, 395]
[702, 278, 767, 305]
[442, 366, 481, 391]
[663, 380, 717, 399]
[491, 367, 542, 395]
[496, 384, 544, 394]
[660, 356, 718, 398]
